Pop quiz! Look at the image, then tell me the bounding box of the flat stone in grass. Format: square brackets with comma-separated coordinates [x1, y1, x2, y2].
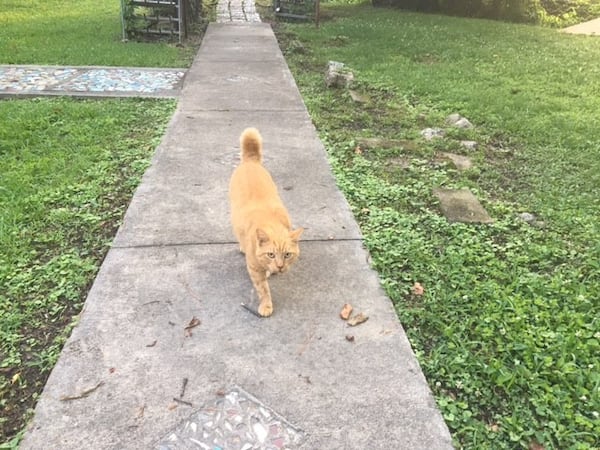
[421, 128, 445, 140]
[356, 137, 419, 151]
[434, 188, 493, 224]
[440, 152, 473, 171]
[348, 90, 371, 104]
[388, 156, 411, 169]
[460, 140, 478, 151]
[446, 113, 474, 129]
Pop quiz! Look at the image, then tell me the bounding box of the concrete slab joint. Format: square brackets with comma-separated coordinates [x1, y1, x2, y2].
[20, 20, 453, 450]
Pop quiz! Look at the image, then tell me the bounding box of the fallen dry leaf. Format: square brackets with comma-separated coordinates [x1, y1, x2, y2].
[354, 145, 363, 155]
[340, 303, 353, 320]
[411, 282, 425, 296]
[347, 312, 369, 327]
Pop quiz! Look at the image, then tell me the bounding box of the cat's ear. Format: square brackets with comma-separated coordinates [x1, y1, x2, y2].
[289, 227, 304, 242]
[256, 228, 270, 246]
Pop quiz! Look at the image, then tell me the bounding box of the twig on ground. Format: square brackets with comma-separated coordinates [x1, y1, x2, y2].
[184, 317, 201, 337]
[241, 302, 263, 318]
[180, 377, 189, 398]
[172, 397, 193, 407]
[60, 381, 104, 401]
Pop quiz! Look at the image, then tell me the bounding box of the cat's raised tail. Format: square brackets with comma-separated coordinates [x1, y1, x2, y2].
[240, 127, 263, 163]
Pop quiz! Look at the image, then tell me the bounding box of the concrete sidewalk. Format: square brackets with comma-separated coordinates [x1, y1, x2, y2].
[562, 17, 600, 35]
[20, 23, 453, 449]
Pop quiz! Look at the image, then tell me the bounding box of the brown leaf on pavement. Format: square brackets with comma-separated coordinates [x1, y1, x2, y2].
[340, 303, 353, 320]
[347, 312, 369, 327]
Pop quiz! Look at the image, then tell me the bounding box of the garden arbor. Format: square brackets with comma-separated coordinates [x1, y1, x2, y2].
[121, 0, 200, 43]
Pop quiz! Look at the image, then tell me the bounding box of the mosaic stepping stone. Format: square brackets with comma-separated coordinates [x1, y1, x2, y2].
[0, 66, 185, 98]
[156, 387, 304, 450]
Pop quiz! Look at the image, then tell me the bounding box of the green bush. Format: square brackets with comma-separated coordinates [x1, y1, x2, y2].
[539, 0, 600, 25]
[371, 0, 600, 25]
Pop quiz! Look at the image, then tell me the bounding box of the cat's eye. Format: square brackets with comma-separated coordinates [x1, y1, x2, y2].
[267, 252, 276, 259]
[284, 252, 292, 259]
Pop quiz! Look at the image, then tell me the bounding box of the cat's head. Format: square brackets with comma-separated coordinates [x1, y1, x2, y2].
[255, 227, 304, 274]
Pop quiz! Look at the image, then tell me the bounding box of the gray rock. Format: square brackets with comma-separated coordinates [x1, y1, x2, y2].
[446, 113, 474, 129]
[517, 212, 546, 228]
[518, 212, 536, 223]
[421, 128, 445, 140]
[325, 61, 354, 88]
[434, 188, 493, 224]
[440, 152, 473, 171]
[455, 117, 474, 129]
[356, 137, 417, 151]
[348, 90, 370, 104]
[445, 113, 462, 125]
[460, 140, 478, 151]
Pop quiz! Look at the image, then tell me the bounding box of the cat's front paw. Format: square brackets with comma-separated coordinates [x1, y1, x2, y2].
[258, 302, 273, 317]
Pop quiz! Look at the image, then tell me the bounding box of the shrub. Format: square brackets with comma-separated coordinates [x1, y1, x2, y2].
[371, 0, 599, 25]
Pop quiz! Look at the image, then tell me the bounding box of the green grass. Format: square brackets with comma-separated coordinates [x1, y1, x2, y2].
[0, 0, 199, 445]
[0, 97, 176, 445]
[0, 0, 198, 66]
[274, 3, 600, 449]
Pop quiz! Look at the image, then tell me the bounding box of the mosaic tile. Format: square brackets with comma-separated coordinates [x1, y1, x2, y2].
[0, 66, 184, 97]
[0, 0, 260, 97]
[156, 388, 304, 450]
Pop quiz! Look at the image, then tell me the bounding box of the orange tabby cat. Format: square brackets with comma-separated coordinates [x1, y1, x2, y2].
[229, 128, 303, 317]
